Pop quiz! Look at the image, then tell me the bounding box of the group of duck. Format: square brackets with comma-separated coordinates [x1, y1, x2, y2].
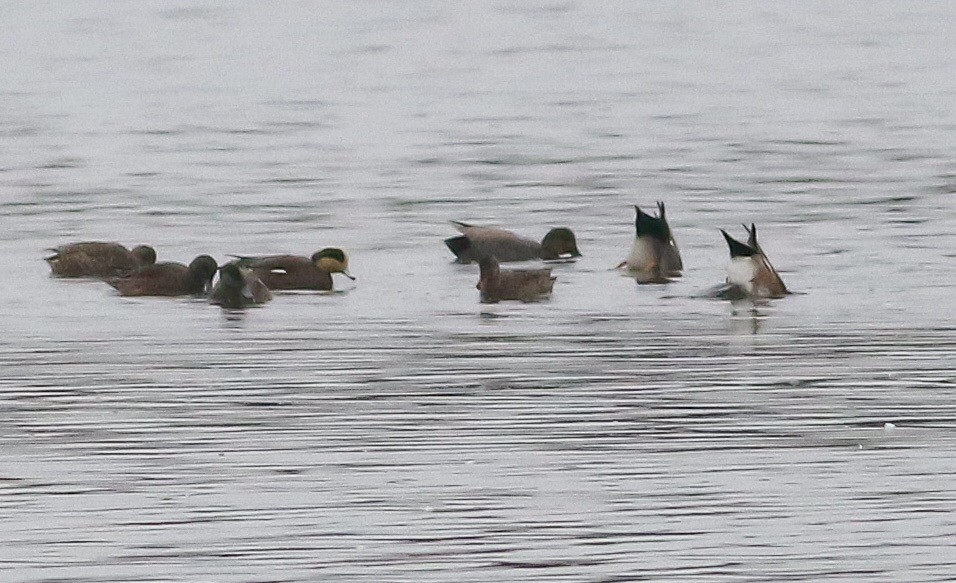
[44, 202, 789, 307]
[448, 202, 788, 303]
[44, 244, 355, 309]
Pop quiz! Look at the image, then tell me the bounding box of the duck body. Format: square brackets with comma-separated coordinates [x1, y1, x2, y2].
[211, 264, 272, 309]
[719, 224, 788, 299]
[621, 203, 682, 281]
[239, 254, 332, 291]
[45, 242, 156, 278]
[446, 222, 581, 263]
[106, 255, 218, 297]
[231, 248, 353, 291]
[477, 256, 556, 303]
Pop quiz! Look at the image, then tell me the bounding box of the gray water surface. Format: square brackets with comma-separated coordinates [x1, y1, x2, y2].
[1, 2, 955, 581]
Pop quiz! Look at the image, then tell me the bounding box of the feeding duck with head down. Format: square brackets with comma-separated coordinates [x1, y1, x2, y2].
[717, 223, 789, 301]
[617, 202, 683, 283]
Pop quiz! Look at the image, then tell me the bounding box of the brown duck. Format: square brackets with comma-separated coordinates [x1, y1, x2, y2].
[106, 255, 218, 297]
[45, 242, 156, 278]
[477, 256, 556, 303]
[231, 248, 354, 291]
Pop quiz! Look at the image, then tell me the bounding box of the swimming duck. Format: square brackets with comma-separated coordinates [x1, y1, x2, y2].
[230, 248, 354, 291]
[106, 255, 218, 297]
[477, 255, 556, 303]
[617, 202, 682, 281]
[45, 242, 156, 278]
[719, 224, 789, 299]
[210, 263, 272, 309]
[445, 222, 581, 263]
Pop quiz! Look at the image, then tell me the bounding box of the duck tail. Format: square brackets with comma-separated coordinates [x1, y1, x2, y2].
[635, 205, 668, 241]
[444, 235, 472, 261]
[721, 229, 757, 258]
[742, 223, 758, 250]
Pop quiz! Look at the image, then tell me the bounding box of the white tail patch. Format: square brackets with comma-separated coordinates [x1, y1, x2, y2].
[727, 256, 756, 294]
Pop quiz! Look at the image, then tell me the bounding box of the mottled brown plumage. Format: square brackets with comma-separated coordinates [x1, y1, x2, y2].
[477, 256, 556, 303]
[45, 242, 156, 278]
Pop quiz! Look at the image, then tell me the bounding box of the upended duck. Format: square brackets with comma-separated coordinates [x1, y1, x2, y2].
[617, 202, 682, 282]
[445, 222, 581, 263]
[45, 241, 156, 278]
[210, 263, 272, 309]
[230, 248, 354, 291]
[719, 224, 789, 300]
[106, 255, 218, 297]
[476, 256, 555, 303]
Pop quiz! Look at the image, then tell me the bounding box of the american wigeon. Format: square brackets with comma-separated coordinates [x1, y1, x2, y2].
[210, 263, 272, 309]
[617, 203, 682, 281]
[476, 255, 556, 303]
[45, 242, 156, 278]
[106, 255, 218, 297]
[231, 248, 354, 291]
[719, 224, 789, 299]
[445, 222, 581, 263]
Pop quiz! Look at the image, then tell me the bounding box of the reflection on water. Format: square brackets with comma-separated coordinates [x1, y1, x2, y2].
[1, 1, 955, 581]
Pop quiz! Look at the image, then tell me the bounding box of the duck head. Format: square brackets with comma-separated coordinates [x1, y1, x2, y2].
[540, 227, 582, 260]
[311, 247, 356, 280]
[131, 245, 157, 266]
[189, 255, 219, 292]
[476, 255, 501, 291]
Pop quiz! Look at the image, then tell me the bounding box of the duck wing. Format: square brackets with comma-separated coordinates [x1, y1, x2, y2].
[107, 262, 189, 296]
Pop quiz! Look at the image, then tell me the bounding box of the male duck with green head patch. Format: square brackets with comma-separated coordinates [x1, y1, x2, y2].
[231, 247, 354, 291]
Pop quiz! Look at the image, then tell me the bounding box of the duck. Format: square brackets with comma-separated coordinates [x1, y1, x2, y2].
[476, 255, 556, 303]
[445, 221, 581, 263]
[719, 224, 789, 299]
[106, 255, 218, 297]
[230, 247, 354, 291]
[210, 263, 272, 309]
[45, 241, 156, 278]
[617, 202, 682, 282]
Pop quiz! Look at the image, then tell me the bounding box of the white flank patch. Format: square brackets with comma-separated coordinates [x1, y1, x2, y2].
[626, 237, 655, 270]
[269, 268, 288, 274]
[727, 257, 756, 294]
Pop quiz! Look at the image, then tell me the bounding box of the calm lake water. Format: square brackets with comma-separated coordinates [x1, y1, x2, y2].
[1, 1, 955, 581]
